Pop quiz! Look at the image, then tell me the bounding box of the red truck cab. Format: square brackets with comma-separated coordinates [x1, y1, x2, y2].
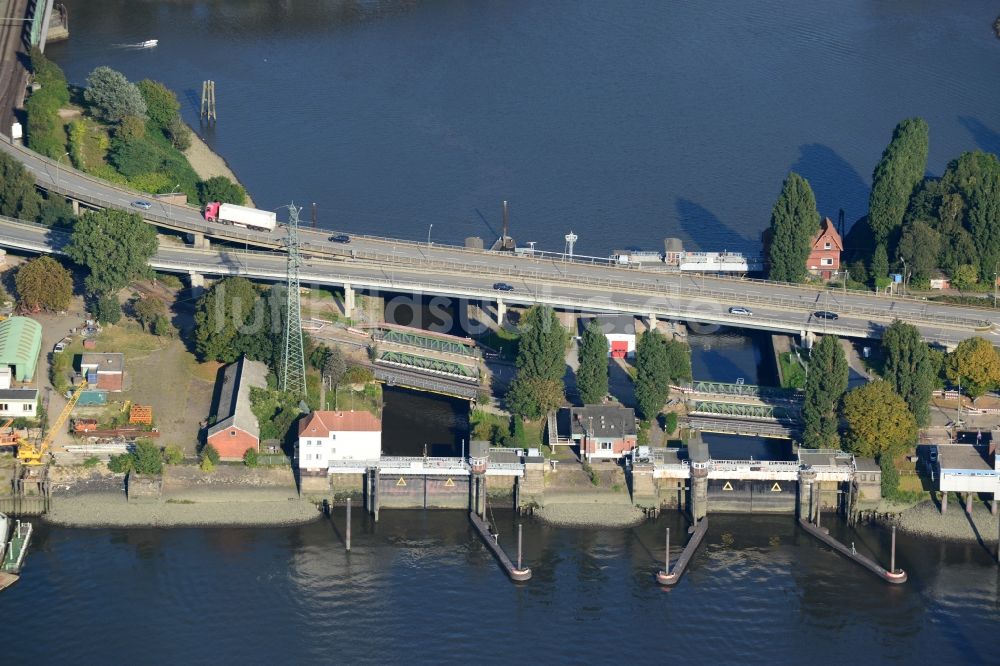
[204, 201, 222, 221]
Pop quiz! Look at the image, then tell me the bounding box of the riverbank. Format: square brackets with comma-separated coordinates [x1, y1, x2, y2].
[45, 492, 321, 528]
[883, 500, 999, 543]
[183, 127, 256, 207]
[44, 465, 319, 528]
[535, 490, 646, 528]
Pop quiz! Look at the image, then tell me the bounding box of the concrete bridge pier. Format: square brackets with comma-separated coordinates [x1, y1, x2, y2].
[690, 464, 708, 521]
[188, 271, 205, 299]
[372, 468, 380, 522]
[647, 313, 658, 332]
[496, 298, 506, 325]
[70, 198, 80, 216]
[188, 231, 211, 249]
[800, 330, 816, 350]
[965, 492, 973, 515]
[940, 490, 948, 513]
[343, 283, 355, 319]
[798, 470, 815, 521]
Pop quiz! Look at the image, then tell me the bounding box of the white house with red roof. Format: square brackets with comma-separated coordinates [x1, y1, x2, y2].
[297, 410, 382, 474]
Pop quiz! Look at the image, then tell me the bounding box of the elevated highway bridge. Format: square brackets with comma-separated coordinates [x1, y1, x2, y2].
[0, 138, 997, 348]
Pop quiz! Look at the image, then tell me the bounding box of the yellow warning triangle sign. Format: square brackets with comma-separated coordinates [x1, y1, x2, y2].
[722, 481, 734, 491]
[396, 477, 407, 487]
[444, 477, 455, 487]
[770, 482, 781, 492]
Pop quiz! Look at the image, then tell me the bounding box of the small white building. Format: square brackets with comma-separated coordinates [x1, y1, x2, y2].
[937, 443, 999, 513]
[297, 410, 382, 474]
[0, 367, 36, 418]
[584, 315, 637, 359]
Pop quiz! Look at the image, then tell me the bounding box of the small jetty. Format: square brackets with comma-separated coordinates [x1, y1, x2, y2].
[2, 519, 33, 576]
[656, 518, 708, 586]
[799, 519, 906, 584]
[469, 511, 531, 582]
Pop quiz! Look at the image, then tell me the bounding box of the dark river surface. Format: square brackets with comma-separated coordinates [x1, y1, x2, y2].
[15, 1, 1000, 662]
[47, 0, 1000, 256]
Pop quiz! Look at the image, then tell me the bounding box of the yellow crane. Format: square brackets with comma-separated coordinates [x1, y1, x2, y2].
[18, 381, 88, 466]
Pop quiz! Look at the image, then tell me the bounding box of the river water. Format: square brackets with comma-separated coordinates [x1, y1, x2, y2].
[47, 0, 1000, 256]
[18, 2, 1000, 661]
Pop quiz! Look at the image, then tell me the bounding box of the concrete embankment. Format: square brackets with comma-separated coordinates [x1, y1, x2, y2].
[45, 466, 321, 528]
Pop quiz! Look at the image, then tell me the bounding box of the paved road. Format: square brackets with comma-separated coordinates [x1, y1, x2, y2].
[0, 0, 30, 133]
[0, 216, 995, 348]
[0, 137, 997, 344]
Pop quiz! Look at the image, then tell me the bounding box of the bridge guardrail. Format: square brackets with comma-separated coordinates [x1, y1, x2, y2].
[3, 147, 992, 329]
[7, 134, 1000, 319]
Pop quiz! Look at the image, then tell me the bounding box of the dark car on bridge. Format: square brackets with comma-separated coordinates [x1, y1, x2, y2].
[328, 234, 351, 243]
[493, 282, 514, 292]
[814, 310, 839, 320]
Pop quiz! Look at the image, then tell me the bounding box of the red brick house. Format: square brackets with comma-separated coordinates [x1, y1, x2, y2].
[807, 217, 843, 279]
[567, 405, 638, 462]
[206, 355, 268, 460]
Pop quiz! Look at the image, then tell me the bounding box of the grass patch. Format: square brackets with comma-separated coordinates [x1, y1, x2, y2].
[476, 328, 520, 361]
[778, 352, 807, 389]
[165, 499, 196, 504]
[91, 322, 164, 360]
[155, 272, 184, 290]
[522, 419, 544, 448]
[471, 409, 509, 445]
[325, 383, 382, 416]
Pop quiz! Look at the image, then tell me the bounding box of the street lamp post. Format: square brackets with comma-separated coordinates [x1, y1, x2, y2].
[55, 151, 69, 191]
[900, 258, 906, 296]
[427, 223, 433, 247]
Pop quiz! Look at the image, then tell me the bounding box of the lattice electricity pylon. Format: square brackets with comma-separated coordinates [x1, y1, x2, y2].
[281, 203, 307, 398]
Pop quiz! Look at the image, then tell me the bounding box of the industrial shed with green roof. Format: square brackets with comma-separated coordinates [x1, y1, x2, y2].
[0, 317, 42, 382]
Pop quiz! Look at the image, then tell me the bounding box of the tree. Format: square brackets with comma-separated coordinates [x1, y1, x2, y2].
[881, 320, 934, 427]
[951, 264, 979, 291]
[322, 345, 347, 388]
[93, 293, 122, 325]
[896, 220, 941, 282]
[133, 439, 163, 475]
[136, 79, 180, 130]
[880, 455, 900, 499]
[634, 329, 671, 420]
[870, 243, 889, 290]
[84, 66, 147, 123]
[842, 380, 918, 458]
[192, 277, 262, 362]
[946, 337, 1000, 400]
[133, 296, 166, 331]
[868, 118, 929, 247]
[166, 116, 192, 151]
[0, 152, 42, 221]
[664, 339, 692, 383]
[67, 208, 158, 294]
[940, 152, 1000, 282]
[15, 256, 72, 312]
[200, 443, 220, 466]
[162, 445, 184, 465]
[801, 335, 849, 448]
[198, 176, 247, 206]
[243, 448, 259, 468]
[116, 115, 146, 141]
[767, 172, 820, 282]
[576, 319, 609, 405]
[505, 306, 567, 419]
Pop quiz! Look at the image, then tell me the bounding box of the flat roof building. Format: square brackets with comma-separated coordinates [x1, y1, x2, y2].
[80, 352, 125, 391]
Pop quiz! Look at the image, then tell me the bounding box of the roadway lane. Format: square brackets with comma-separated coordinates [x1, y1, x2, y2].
[0, 216, 991, 347]
[0, 138, 996, 337]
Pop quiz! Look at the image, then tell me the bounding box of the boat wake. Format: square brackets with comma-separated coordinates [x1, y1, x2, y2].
[113, 39, 158, 49]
